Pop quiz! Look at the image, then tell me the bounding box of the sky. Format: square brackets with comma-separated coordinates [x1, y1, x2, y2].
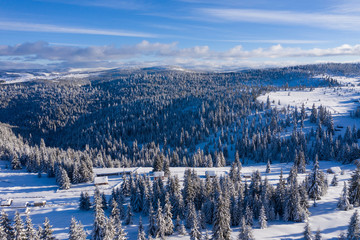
[2, 0, 360, 70]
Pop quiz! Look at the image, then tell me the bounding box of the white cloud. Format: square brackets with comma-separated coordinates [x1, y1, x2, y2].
[2, 41, 360, 69]
[0, 21, 157, 38]
[200, 8, 360, 31]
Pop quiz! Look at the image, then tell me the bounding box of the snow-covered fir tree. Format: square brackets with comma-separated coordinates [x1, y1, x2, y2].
[315, 229, 322, 240]
[124, 203, 133, 225]
[79, 191, 91, 211]
[147, 203, 157, 238]
[266, 160, 271, 173]
[238, 217, 254, 240]
[137, 217, 146, 240]
[349, 166, 360, 206]
[13, 212, 26, 240]
[0, 211, 14, 239]
[338, 182, 353, 211]
[259, 205, 267, 229]
[69, 217, 86, 240]
[40, 217, 55, 240]
[347, 210, 360, 240]
[307, 156, 327, 201]
[156, 200, 166, 240]
[57, 167, 71, 190]
[163, 193, 174, 236]
[304, 221, 313, 240]
[25, 214, 37, 240]
[92, 195, 106, 240]
[190, 215, 201, 240]
[331, 174, 338, 186]
[212, 194, 231, 240]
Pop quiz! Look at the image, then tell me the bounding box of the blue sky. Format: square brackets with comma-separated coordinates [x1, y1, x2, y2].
[2, 0, 360, 70]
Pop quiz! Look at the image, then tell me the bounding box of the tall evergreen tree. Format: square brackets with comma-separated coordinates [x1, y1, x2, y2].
[40, 217, 55, 240]
[190, 216, 201, 240]
[147, 203, 157, 238]
[307, 156, 327, 201]
[92, 195, 106, 240]
[163, 193, 174, 236]
[124, 204, 133, 225]
[347, 210, 360, 240]
[349, 166, 360, 206]
[13, 212, 26, 240]
[25, 214, 37, 240]
[212, 194, 231, 240]
[259, 205, 267, 229]
[156, 200, 166, 240]
[238, 217, 254, 240]
[69, 217, 86, 240]
[304, 221, 313, 240]
[0, 211, 14, 240]
[337, 182, 353, 211]
[137, 217, 146, 240]
[79, 191, 91, 211]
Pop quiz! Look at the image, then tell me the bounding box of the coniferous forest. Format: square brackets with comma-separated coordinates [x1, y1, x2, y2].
[1, 63, 360, 239]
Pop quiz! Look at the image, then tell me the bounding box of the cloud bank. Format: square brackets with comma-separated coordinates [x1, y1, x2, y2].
[1, 41, 360, 69]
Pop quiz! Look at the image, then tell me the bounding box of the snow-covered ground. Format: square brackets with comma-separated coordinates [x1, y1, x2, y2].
[258, 75, 360, 135]
[0, 160, 356, 239]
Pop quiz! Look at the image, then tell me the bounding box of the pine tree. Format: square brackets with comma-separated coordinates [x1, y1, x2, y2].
[337, 182, 353, 211]
[163, 193, 174, 236]
[212, 194, 231, 240]
[314, 229, 322, 240]
[245, 205, 253, 226]
[259, 205, 267, 229]
[11, 154, 21, 170]
[92, 195, 106, 240]
[284, 179, 308, 222]
[190, 216, 201, 240]
[0, 210, 14, 239]
[307, 156, 327, 201]
[266, 160, 271, 173]
[148, 204, 157, 238]
[101, 192, 108, 210]
[331, 174, 338, 186]
[349, 166, 360, 206]
[0, 225, 7, 240]
[137, 217, 146, 240]
[69, 217, 86, 240]
[57, 167, 71, 190]
[238, 217, 254, 240]
[79, 191, 91, 210]
[156, 200, 166, 240]
[40, 217, 55, 240]
[114, 220, 127, 240]
[13, 212, 26, 240]
[304, 221, 313, 240]
[124, 204, 133, 225]
[25, 214, 37, 240]
[347, 210, 360, 240]
[103, 217, 116, 240]
[186, 202, 197, 229]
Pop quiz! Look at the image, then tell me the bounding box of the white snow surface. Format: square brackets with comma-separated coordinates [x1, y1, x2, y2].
[258, 75, 360, 135]
[0, 160, 357, 239]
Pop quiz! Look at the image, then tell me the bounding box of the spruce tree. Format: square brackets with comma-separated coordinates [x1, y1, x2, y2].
[238, 217, 254, 240]
[0, 225, 7, 240]
[13, 212, 26, 240]
[337, 182, 353, 211]
[186, 202, 197, 229]
[25, 214, 37, 240]
[331, 174, 338, 186]
[347, 210, 360, 240]
[304, 221, 313, 240]
[0, 211, 14, 239]
[69, 217, 86, 240]
[190, 215, 201, 240]
[349, 166, 360, 206]
[137, 217, 146, 240]
[156, 200, 166, 240]
[259, 205, 267, 229]
[266, 160, 271, 173]
[315, 229, 322, 240]
[114, 220, 127, 240]
[212, 194, 231, 240]
[163, 193, 174, 236]
[41, 217, 55, 240]
[124, 204, 133, 225]
[147, 203, 157, 238]
[92, 195, 106, 240]
[307, 156, 327, 201]
[79, 191, 91, 210]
